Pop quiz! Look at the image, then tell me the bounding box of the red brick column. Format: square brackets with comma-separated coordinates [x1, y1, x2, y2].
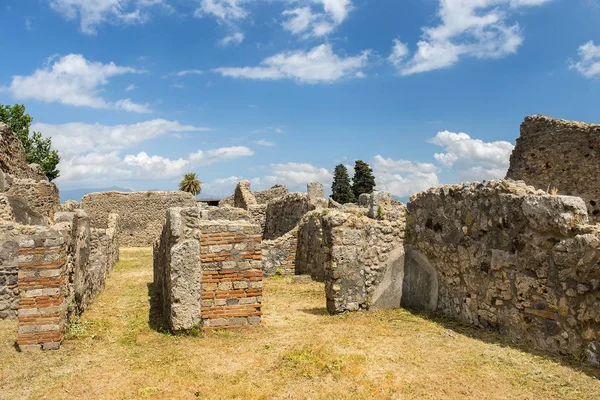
[17, 234, 67, 351]
[199, 223, 263, 330]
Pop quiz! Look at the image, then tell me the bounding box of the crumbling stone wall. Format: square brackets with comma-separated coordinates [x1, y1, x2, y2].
[323, 207, 407, 314]
[234, 180, 257, 210]
[406, 180, 600, 364]
[82, 191, 196, 247]
[0, 123, 47, 181]
[295, 210, 326, 281]
[1, 173, 60, 225]
[507, 115, 600, 222]
[262, 227, 298, 276]
[219, 184, 288, 207]
[263, 193, 317, 240]
[154, 207, 263, 332]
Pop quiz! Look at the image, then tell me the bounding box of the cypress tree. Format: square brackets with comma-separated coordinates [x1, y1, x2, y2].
[331, 164, 355, 204]
[352, 160, 376, 199]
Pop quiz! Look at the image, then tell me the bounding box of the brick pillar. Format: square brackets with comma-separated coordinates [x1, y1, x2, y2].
[199, 221, 263, 330]
[17, 232, 67, 351]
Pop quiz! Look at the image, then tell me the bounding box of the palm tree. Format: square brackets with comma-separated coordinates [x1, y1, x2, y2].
[179, 173, 202, 196]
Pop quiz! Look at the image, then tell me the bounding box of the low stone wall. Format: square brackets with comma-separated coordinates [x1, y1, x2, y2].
[323, 208, 407, 314]
[507, 115, 600, 222]
[295, 210, 326, 281]
[82, 191, 196, 247]
[0, 123, 47, 181]
[406, 180, 600, 364]
[262, 227, 298, 277]
[154, 207, 263, 332]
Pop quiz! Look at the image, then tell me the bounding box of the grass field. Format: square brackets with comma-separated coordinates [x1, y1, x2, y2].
[1, 247, 599, 399]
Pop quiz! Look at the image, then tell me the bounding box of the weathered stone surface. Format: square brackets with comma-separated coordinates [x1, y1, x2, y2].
[307, 182, 325, 199]
[507, 115, 600, 222]
[262, 227, 298, 277]
[320, 206, 407, 314]
[406, 179, 600, 364]
[234, 180, 257, 210]
[81, 191, 197, 247]
[264, 193, 317, 240]
[58, 200, 80, 212]
[3, 174, 59, 224]
[295, 210, 326, 281]
[219, 184, 288, 207]
[154, 207, 263, 332]
[0, 123, 46, 181]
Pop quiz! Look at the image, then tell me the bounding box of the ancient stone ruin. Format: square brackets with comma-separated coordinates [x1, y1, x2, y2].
[507, 115, 600, 222]
[151, 115, 600, 365]
[2, 115, 599, 366]
[0, 123, 119, 351]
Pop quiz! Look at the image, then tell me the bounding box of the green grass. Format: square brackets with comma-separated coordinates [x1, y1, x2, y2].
[0, 247, 598, 399]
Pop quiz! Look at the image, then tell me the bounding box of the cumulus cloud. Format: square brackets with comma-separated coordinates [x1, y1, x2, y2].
[33, 119, 252, 185]
[215, 44, 370, 83]
[48, 0, 169, 35]
[372, 155, 440, 198]
[429, 130, 514, 181]
[570, 41, 600, 78]
[32, 119, 209, 158]
[390, 0, 552, 75]
[5, 54, 150, 113]
[282, 0, 353, 38]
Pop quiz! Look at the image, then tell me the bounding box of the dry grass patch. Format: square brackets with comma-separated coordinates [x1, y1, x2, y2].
[0, 247, 599, 399]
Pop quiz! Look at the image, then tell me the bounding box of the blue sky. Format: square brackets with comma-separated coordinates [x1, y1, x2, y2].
[0, 0, 599, 198]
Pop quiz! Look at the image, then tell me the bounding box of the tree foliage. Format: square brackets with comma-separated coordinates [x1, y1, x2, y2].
[179, 173, 202, 196]
[351, 160, 376, 199]
[331, 164, 355, 204]
[0, 104, 61, 181]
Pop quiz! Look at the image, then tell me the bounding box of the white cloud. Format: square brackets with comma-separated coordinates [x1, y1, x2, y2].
[373, 155, 440, 198]
[215, 44, 370, 83]
[195, 0, 248, 23]
[5, 54, 150, 113]
[391, 0, 552, 75]
[190, 146, 254, 165]
[429, 130, 514, 181]
[32, 119, 209, 159]
[171, 69, 203, 77]
[48, 0, 168, 35]
[570, 41, 600, 78]
[388, 39, 409, 68]
[219, 32, 245, 46]
[125, 83, 138, 91]
[254, 139, 275, 146]
[57, 145, 254, 185]
[260, 162, 333, 188]
[282, 0, 352, 38]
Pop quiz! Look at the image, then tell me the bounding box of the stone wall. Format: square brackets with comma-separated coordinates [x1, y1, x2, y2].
[406, 180, 600, 364]
[0, 171, 60, 225]
[262, 227, 298, 277]
[507, 115, 600, 222]
[322, 208, 407, 314]
[234, 180, 257, 210]
[82, 191, 196, 247]
[17, 227, 67, 351]
[263, 193, 317, 240]
[219, 184, 288, 207]
[154, 207, 263, 332]
[295, 210, 326, 281]
[0, 224, 20, 319]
